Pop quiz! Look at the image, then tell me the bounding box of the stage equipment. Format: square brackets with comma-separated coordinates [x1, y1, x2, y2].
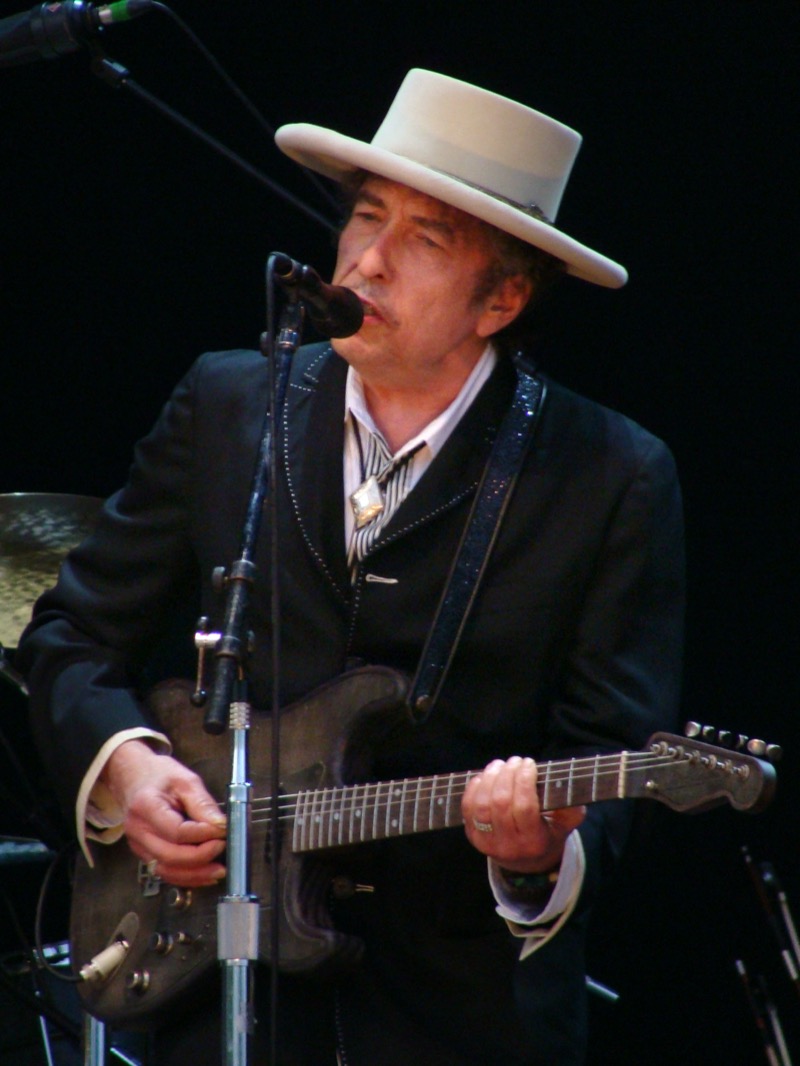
[0, 493, 101, 649]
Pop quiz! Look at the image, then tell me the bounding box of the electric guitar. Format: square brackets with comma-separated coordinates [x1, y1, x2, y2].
[69, 666, 777, 1025]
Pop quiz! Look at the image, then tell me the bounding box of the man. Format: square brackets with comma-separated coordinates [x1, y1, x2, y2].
[19, 70, 684, 1064]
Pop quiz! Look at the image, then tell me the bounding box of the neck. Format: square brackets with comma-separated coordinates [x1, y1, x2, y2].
[360, 383, 454, 452]
[360, 350, 488, 452]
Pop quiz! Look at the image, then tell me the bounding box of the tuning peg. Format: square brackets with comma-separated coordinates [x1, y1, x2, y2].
[683, 722, 724, 744]
[740, 738, 782, 763]
[682, 723, 778, 761]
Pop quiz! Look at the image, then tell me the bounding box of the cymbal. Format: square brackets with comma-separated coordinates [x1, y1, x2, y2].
[0, 493, 102, 647]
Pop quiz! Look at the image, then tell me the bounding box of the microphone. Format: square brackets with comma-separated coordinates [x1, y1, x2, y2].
[272, 253, 364, 339]
[0, 0, 154, 68]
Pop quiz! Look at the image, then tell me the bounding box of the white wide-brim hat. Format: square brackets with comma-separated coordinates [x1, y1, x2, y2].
[275, 69, 627, 289]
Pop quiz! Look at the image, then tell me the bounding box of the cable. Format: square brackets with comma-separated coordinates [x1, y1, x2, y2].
[34, 841, 82, 983]
[147, 2, 341, 215]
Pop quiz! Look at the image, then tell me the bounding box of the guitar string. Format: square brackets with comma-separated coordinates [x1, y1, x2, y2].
[247, 752, 728, 816]
[245, 749, 693, 815]
[240, 751, 731, 825]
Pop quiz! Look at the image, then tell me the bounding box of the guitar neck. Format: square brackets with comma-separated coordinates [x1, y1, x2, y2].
[291, 750, 637, 853]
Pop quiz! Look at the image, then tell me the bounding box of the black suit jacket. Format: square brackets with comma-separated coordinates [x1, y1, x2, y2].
[19, 343, 684, 1064]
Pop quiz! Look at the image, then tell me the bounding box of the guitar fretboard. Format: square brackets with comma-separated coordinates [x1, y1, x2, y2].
[291, 750, 640, 853]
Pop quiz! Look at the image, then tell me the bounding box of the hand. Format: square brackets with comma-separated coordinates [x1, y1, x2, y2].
[101, 739, 227, 887]
[462, 756, 585, 874]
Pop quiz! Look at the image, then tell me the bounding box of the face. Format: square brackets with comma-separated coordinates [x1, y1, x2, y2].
[331, 176, 528, 393]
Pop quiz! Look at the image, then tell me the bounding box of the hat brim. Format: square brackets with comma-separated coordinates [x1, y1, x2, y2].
[276, 123, 628, 289]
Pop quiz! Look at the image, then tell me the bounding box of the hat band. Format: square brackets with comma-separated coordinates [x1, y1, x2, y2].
[428, 165, 554, 225]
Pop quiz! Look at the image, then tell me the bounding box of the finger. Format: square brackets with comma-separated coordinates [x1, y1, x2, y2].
[465, 759, 506, 829]
[507, 757, 542, 834]
[171, 778, 227, 833]
[544, 804, 586, 834]
[129, 787, 226, 847]
[128, 828, 227, 868]
[149, 857, 226, 889]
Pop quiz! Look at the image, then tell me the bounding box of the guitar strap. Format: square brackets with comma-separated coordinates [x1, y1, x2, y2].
[407, 355, 547, 721]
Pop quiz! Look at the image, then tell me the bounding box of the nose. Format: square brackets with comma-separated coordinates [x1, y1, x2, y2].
[355, 226, 393, 281]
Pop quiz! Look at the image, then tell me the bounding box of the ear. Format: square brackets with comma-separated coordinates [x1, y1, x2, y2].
[475, 274, 533, 338]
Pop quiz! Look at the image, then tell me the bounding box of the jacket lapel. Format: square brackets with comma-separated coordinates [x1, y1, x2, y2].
[282, 345, 351, 596]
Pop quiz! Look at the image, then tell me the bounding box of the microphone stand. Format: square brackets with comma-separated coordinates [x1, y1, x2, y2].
[200, 260, 304, 1066]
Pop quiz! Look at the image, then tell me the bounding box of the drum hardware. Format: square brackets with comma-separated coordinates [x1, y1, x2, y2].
[0, 492, 102, 647]
[1, 646, 70, 850]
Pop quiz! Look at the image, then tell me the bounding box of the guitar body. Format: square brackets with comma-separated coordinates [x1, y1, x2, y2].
[71, 665, 409, 1026]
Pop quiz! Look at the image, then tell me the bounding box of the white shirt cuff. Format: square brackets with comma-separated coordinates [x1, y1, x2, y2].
[76, 727, 171, 864]
[488, 830, 585, 960]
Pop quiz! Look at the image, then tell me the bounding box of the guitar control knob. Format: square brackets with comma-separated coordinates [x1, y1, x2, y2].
[166, 887, 193, 911]
[174, 931, 193, 946]
[148, 932, 174, 955]
[125, 970, 150, 994]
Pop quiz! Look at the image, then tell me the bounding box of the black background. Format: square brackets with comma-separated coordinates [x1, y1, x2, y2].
[1, 2, 798, 1062]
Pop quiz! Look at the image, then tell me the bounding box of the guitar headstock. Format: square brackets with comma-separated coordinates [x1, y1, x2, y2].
[631, 724, 779, 814]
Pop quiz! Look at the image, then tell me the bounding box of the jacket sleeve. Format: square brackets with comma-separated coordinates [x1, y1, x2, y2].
[545, 425, 685, 910]
[16, 353, 207, 819]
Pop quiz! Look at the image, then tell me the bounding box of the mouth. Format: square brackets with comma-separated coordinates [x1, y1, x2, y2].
[357, 296, 386, 323]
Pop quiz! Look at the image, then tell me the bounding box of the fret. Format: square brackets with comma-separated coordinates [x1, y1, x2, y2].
[567, 758, 575, 806]
[302, 790, 312, 851]
[428, 775, 438, 830]
[308, 786, 320, 850]
[385, 781, 396, 839]
[371, 781, 380, 842]
[322, 787, 332, 848]
[335, 787, 345, 847]
[591, 754, 600, 803]
[399, 779, 409, 836]
[412, 777, 421, 833]
[292, 791, 304, 852]
[347, 783, 357, 845]
[542, 762, 551, 810]
[617, 751, 629, 799]
[358, 784, 369, 840]
[319, 786, 329, 849]
[444, 773, 454, 828]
